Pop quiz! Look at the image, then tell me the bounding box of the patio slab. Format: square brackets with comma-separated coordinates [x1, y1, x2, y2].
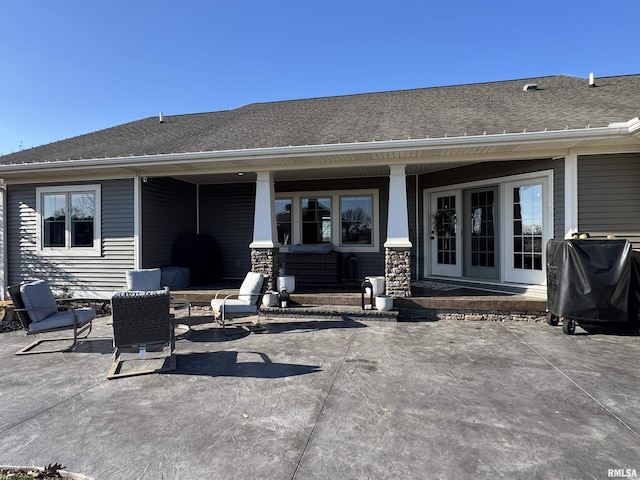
[0, 313, 638, 479]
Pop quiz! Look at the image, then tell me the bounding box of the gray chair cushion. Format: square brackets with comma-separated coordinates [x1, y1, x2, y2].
[126, 268, 162, 291]
[20, 280, 58, 323]
[210, 299, 259, 314]
[238, 272, 265, 304]
[28, 307, 95, 333]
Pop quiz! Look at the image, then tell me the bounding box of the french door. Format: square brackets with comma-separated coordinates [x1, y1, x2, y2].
[464, 186, 500, 280]
[429, 190, 462, 277]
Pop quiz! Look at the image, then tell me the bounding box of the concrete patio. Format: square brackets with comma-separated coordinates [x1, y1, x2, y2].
[0, 310, 639, 479]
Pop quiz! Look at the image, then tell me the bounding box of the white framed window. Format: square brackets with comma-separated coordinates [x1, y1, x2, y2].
[276, 189, 379, 252]
[36, 185, 101, 256]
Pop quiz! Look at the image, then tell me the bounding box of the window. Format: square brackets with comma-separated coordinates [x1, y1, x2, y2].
[276, 190, 378, 252]
[301, 197, 332, 243]
[276, 198, 292, 245]
[340, 195, 372, 246]
[36, 185, 101, 255]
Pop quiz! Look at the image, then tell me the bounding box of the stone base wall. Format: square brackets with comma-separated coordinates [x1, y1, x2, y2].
[251, 247, 279, 292]
[399, 308, 547, 322]
[385, 247, 411, 298]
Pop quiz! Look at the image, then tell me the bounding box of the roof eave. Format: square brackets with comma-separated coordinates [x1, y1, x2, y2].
[1, 121, 639, 177]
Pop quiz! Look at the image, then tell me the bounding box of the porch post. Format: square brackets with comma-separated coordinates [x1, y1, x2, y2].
[249, 171, 279, 291]
[384, 165, 412, 298]
[564, 153, 579, 239]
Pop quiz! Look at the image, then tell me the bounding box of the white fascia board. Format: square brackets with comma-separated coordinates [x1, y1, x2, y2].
[1, 122, 638, 175]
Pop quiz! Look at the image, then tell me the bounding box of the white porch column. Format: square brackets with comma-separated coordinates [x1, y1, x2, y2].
[564, 153, 579, 238]
[249, 171, 279, 290]
[385, 165, 412, 248]
[384, 165, 412, 297]
[250, 171, 277, 248]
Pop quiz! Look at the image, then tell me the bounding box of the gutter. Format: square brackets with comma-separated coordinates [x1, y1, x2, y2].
[1, 119, 639, 174]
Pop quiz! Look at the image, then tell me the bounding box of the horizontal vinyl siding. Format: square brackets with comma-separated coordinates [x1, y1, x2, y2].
[7, 179, 135, 297]
[578, 153, 640, 247]
[199, 183, 256, 279]
[142, 178, 197, 268]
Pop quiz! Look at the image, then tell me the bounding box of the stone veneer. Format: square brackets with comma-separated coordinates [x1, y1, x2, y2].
[385, 247, 412, 298]
[251, 247, 279, 292]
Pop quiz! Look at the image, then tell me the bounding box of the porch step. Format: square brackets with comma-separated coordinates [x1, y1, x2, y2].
[260, 304, 400, 322]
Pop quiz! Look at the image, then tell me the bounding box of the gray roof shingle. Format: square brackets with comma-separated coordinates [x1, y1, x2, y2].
[2, 74, 639, 165]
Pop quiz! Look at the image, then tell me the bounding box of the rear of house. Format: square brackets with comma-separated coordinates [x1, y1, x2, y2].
[1, 74, 639, 299]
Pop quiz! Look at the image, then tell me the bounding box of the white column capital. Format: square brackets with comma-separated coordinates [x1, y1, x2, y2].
[249, 171, 279, 249]
[384, 164, 412, 248]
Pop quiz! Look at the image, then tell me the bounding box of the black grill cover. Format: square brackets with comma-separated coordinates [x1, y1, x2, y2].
[546, 239, 632, 323]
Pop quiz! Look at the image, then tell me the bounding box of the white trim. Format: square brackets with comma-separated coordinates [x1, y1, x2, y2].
[35, 184, 102, 257]
[0, 181, 6, 300]
[134, 175, 141, 268]
[564, 153, 578, 238]
[275, 189, 380, 252]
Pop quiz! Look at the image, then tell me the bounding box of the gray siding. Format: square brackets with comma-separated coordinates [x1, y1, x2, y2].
[142, 177, 197, 268]
[578, 153, 640, 247]
[199, 183, 256, 279]
[7, 179, 135, 297]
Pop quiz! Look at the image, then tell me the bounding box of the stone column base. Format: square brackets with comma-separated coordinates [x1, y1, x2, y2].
[251, 247, 279, 292]
[385, 247, 411, 298]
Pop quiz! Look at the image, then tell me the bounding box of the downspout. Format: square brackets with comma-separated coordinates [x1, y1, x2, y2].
[196, 184, 200, 235]
[415, 174, 420, 281]
[133, 174, 142, 269]
[0, 179, 6, 300]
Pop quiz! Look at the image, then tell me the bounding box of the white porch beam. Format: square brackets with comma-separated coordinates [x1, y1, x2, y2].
[564, 153, 579, 238]
[384, 165, 412, 248]
[250, 171, 278, 248]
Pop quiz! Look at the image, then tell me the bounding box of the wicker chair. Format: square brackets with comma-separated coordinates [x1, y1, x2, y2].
[108, 289, 175, 379]
[7, 280, 95, 355]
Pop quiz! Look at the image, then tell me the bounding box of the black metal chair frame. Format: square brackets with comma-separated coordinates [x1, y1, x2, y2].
[7, 284, 94, 355]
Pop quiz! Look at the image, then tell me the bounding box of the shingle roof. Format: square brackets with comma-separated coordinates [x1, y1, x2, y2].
[2, 74, 639, 165]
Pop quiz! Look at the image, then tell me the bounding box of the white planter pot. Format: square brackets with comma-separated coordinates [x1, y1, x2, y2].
[375, 295, 394, 311]
[365, 276, 385, 296]
[277, 275, 296, 293]
[262, 293, 279, 307]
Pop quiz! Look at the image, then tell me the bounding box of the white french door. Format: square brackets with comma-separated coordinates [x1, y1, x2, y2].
[429, 190, 462, 277]
[503, 176, 551, 285]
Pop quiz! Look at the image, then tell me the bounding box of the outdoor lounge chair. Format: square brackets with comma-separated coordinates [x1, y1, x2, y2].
[108, 289, 175, 379]
[7, 280, 95, 355]
[210, 271, 267, 331]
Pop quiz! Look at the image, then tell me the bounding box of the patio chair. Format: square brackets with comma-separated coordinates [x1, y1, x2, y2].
[210, 272, 268, 331]
[7, 280, 95, 355]
[108, 289, 175, 379]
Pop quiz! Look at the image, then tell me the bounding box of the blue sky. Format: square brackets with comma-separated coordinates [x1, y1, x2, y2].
[1, 0, 639, 155]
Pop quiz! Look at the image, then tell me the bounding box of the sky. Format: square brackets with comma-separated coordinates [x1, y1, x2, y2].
[1, 0, 639, 156]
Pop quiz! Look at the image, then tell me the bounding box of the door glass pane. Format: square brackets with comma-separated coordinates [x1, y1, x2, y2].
[43, 194, 66, 247]
[512, 184, 543, 271]
[434, 195, 457, 265]
[470, 191, 495, 267]
[276, 198, 292, 245]
[301, 197, 331, 243]
[340, 195, 372, 245]
[70, 193, 95, 247]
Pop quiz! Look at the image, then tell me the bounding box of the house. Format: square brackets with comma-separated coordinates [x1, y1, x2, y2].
[1, 73, 639, 300]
